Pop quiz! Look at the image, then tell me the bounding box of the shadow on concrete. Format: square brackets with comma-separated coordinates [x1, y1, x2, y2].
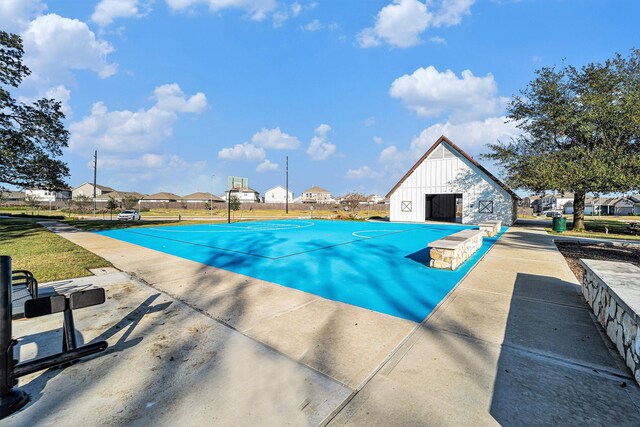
[489, 272, 640, 425]
[13, 292, 172, 415]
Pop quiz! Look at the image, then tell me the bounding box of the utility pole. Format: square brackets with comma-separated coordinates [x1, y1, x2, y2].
[92, 150, 97, 217]
[285, 155, 289, 214]
[210, 174, 215, 221]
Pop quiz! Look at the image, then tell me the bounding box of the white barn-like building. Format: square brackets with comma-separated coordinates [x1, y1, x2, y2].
[387, 135, 519, 226]
[265, 185, 293, 203]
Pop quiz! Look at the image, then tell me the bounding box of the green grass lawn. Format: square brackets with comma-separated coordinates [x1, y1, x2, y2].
[546, 217, 640, 241]
[0, 218, 112, 282]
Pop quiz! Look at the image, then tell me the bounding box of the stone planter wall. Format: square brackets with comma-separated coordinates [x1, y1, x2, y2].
[581, 259, 640, 384]
[428, 230, 483, 270]
[478, 220, 502, 237]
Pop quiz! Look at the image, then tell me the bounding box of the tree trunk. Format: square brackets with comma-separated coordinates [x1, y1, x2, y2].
[572, 190, 586, 232]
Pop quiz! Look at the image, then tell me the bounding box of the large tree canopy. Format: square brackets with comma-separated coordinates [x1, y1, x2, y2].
[483, 49, 640, 231]
[0, 30, 69, 190]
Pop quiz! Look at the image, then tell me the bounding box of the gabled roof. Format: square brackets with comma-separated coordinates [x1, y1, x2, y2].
[102, 191, 144, 199]
[72, 182, 116, 192]
[265, 185, 293, 193]
[385, 135, 520, 200]
[302, 186, 330, 194]
[142, 192, 180, 200]
[181, 192, 224, 201]
[225, 187, 259, 194]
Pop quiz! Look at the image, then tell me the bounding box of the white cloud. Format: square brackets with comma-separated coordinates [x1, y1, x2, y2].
[22, 13, 118, 86]
[152, 83, 208, 113]
[304, 19, 323, 31]
[251, 127, 300, 149]
[433, 0, 474, 27]
[0, 0, 46, 33]
[272, 10, 289, 27]
[69, 83, 208, 153]
[272, 1, 309, 27]
[373, 136, 383, 145]
[307, 123, 336, 160]
[92, 0, 150, 27]
[377, 116, 522, 179]
[0, 6, 117, 121]
[291, 2, 302, 16]
[358, 0, 475, 48]
[358, 0, 430, 48]
[346, 166, 380, 179]
[218, 142, 266, 161]
[408, 116, 522, 155]
[389, 66, 508, 122]
[165, 0, 277, 22]
[363, 116, 375, 127]
[96, 153, 208, 194]
[256, 159, 279, 172]
[429, 35, 446, 44]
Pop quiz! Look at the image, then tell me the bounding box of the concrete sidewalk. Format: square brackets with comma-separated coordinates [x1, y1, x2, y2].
[328, 225, 640, 425]
[7, 271, 351, 426]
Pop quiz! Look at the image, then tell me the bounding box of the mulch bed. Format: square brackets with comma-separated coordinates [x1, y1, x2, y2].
[555, 241, 640, 283]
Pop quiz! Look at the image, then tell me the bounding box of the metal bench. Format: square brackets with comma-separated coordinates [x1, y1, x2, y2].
[627, 222, 640, 235]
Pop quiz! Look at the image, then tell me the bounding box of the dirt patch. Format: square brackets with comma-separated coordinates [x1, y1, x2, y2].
[555, 241, 640, 283]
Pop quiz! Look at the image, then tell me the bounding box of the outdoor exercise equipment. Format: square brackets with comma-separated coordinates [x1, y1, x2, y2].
[0, 256, 108, 419]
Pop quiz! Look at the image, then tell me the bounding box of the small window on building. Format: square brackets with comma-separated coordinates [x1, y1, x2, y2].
[401, 201, 412, 212]
[478, 200, 493, 213]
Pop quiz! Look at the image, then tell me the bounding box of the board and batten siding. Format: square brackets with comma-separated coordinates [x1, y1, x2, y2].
[389, 142, 516, 225]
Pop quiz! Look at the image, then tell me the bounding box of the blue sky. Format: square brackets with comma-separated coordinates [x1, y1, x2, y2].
[1, 0, 638, 197]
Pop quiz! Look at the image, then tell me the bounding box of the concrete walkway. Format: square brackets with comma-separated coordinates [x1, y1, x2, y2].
[10, 220, 640, 425]
[7, 272, 350, 426]
[328, 224, 640, 425]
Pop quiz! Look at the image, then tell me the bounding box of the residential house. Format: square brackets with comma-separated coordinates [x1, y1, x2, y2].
[181, 192, 224, 204]
[140, 192, 180, 204]
[1, 191, 25, 203]
[563, 201, 574, 214]
[539, 193, 574, 212]
[24, 188, 71, 202]
[264, 186, 293, 204]
[72, 183, 115, 200]
[614, 195, 640, 216]
[298, 186, 334, 204]
[224, 188, 261, 203]
[584, 197, 620, 216]
[367, 194, 387, 204]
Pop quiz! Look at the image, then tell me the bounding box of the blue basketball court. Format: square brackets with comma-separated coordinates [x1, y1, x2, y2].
[98, 220, 504, 322]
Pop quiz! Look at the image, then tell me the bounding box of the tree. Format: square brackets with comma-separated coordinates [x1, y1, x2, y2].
[0, 31, 70, 190]
[75, 194, 91, 213]
[25, 193, 41, 214]
[121, 195, 138, 210]
[106, 196, 118, 220]
[64, 197, 75, 216]
[483, 50, 640, 231]
[229, 195, 241, 212]
[342, 192, 367, 219]
[0, 188, 7, 207]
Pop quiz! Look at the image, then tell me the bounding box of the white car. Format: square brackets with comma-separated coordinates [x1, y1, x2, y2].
[117, 210, 141, 221]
